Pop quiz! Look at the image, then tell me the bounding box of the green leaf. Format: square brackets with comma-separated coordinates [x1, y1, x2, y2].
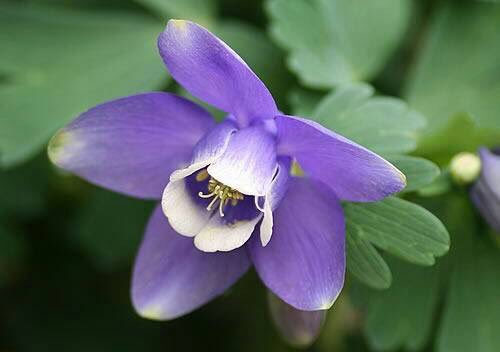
[134, 0, 217, 27]
[288, 89, 323, 117]
[72, 189, 153, 272]
[437, 225, 500, 352]
[354, 257, 442, 351]
[388, 155, 440, 193]
[344, 197, 450, 266]
[406, 2, 500, 140]
[0, 3, 167, 167]
[312, 84, 426, 155]
[346, 222, 392, 289]
[266, 0, 412, 88]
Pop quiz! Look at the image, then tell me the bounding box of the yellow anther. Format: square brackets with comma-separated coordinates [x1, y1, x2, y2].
[195, 169, 209, 182]
[197, 172, 244, 217]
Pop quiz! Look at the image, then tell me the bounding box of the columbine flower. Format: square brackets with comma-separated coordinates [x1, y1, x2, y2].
[48, 20, 405, 321]
[470, 148, 500, 232]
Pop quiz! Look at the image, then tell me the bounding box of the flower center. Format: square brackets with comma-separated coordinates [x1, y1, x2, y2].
[196, 169, 244, 217]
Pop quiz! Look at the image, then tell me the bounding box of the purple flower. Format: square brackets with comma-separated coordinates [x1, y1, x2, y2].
[470, 148, 500, 232]
[48, 20, 405, 320]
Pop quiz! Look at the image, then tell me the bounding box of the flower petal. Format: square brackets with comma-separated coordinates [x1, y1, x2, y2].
[158, 20, 278, 127]
[194, 215, 262, 253]
[478, 148, 500, 199]
[207, 126, 277, 196]
[470, 148, 500, 232]
[268, 291, 326, 348]
[260, 157, 291, 246]
[169, 119, 238, 182]
[163, 120, 237, 236]
[249, 177, 346, 311]
[161, 177, 211, 237]
[48, 93, 214, 199]
[276, 115, 406, 202]
[131, 205, 250, 320]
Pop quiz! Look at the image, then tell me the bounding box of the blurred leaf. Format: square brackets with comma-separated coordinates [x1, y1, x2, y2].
[72, 189, 153, 272]
[356, 257, 442, 351]
[388, 155, 440, 193]
[437, 223, 500, 352]
[417, 114, 500, 164]
[134, 0, 217, 27]
[0, 3, 167, 167]
[417, 169, 452, 197]
[0, 153, 51, 217]
[312, 84, 426, 155]
[346, 225, 392, 289]
[0, 221, 27, 284]
[344, 197, 450, 266]
[288, 89, 323, 117]
[406, 2, 500, 147]
[267, 0, 412, 88]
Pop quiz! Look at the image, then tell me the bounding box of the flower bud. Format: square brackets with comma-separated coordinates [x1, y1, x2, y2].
[450, 152, 482, 185]
[470, 148, 500, 232]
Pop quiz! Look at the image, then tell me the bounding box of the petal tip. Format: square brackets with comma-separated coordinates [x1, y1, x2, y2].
[168, 19, 189, 31]
[133, 302, 168, 321]
[47, 129, 74, 166]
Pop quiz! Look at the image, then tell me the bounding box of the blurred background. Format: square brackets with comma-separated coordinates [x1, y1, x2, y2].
[1, 0, 499, 351]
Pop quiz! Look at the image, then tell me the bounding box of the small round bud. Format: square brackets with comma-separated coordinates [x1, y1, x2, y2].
[449, 152, 482, 185]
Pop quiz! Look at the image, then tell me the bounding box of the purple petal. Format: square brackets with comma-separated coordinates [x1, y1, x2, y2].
[48, 93, 214, 199]
[208, 125, 277, 196]
[162, 120, 237, 236]
[276, 115, 406, 202]
[131, 205, 250, 320]
[268, 291, 326, 348]
[249, 177, 346, 310]
[158, 20, 278, 127]
[470, 148, 500, 232]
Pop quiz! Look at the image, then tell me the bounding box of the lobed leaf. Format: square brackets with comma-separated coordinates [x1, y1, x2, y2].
[388, 155, 440, 193]
[312, 83, 426, 155]
[344, 197, 450, 266]
[346, 223, 392, 289]
[267, 0, 412, 88]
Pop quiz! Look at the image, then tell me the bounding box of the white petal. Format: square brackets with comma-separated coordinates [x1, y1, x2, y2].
[194, 216, 262, 252]
[162, 179, 211, 237]
[260, 200, 273, 246]
[259, 160, 291, 246]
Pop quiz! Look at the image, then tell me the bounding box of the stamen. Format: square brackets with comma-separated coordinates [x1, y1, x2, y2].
[195, 169, 209, 182]
[198, 190, 217, 198]
[207, 195, 220, 211]
[197, 176, 245, 217]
